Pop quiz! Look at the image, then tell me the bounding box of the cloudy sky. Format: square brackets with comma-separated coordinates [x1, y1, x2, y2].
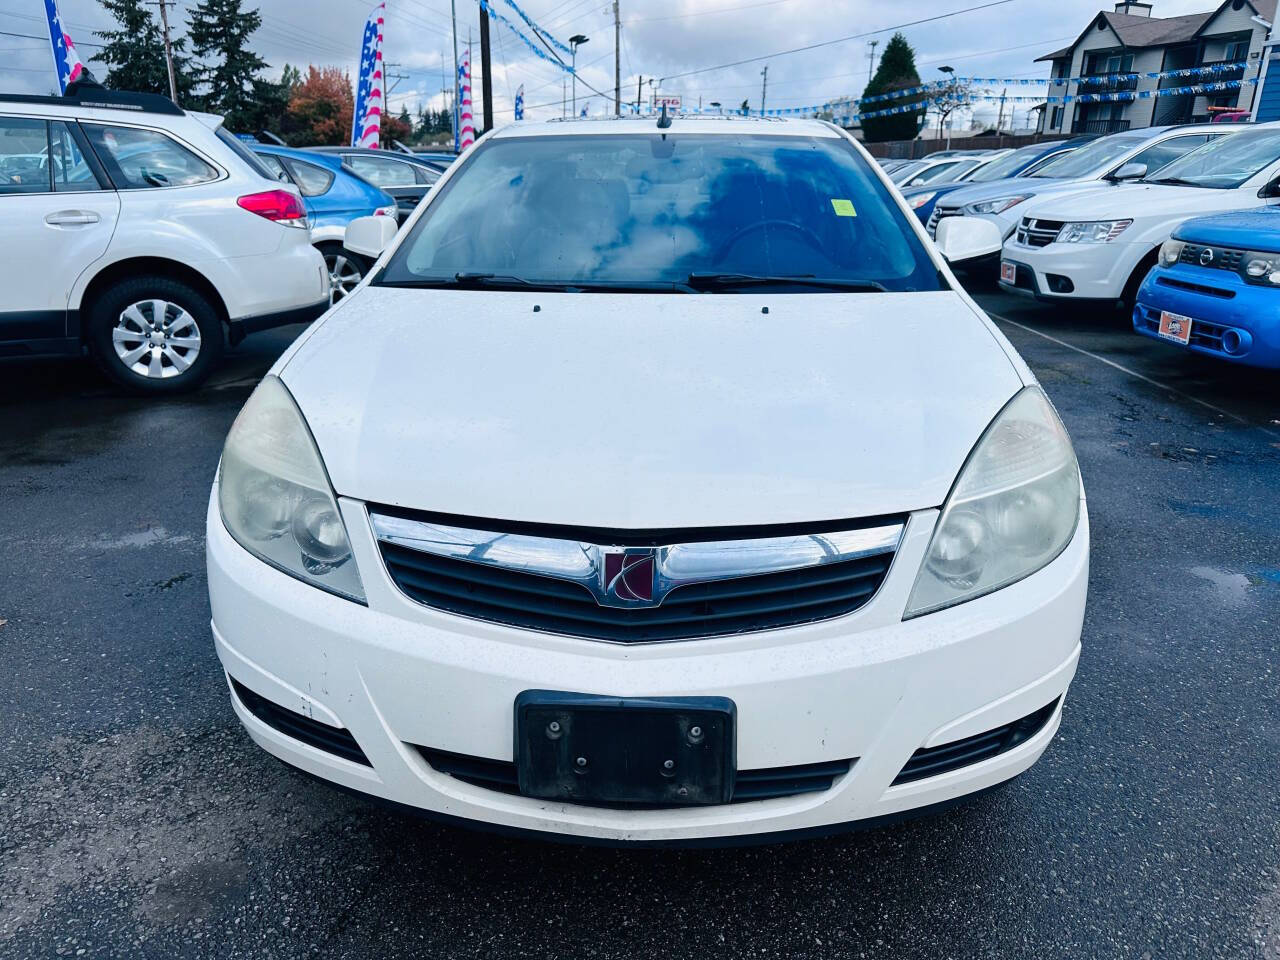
[0, 0, 1245, 129]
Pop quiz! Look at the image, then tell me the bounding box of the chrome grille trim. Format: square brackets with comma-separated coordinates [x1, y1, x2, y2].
[370, 512, 905, 613]
[1015, 217, 1063, 248]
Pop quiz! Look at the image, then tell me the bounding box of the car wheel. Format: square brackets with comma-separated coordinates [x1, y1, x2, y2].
[320, 243, 369, 304]
[86, 275, 223, 394]
[1119, 249, 1160, 316]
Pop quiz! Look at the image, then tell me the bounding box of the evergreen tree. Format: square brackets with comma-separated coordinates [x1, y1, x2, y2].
[242, 64, 300, 137]
[187, 0, 269, 131]
[92, 0, 194, 99]
[859, 33, 925, 143]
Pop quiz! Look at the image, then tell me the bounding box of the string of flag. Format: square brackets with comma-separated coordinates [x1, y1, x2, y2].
[498, 0, 573, 58]
[477, 0, 576, 75]
[853, 60, 1254, 108]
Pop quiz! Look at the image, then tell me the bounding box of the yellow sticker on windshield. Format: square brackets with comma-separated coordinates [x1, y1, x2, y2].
[830, 198, 856, 217]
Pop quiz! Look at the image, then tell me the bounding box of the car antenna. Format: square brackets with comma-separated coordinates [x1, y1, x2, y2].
[657, 102, 672, 129]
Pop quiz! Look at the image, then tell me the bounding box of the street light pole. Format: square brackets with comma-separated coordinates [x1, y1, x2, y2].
[937, 65, 955, 146]
[570, 35, 589, 116]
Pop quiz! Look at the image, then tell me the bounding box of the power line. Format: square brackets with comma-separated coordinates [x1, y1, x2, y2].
[626, 0, 796, 25]
[659, 0, 1024, 82]
[0, 28, 104, 49]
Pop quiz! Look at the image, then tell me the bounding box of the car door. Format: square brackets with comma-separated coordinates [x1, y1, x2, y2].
[342, 154, 429, 222]
[0, 116, 119, 345]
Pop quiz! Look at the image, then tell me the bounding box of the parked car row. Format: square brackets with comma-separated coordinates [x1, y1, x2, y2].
[919, 124, 1280, 370]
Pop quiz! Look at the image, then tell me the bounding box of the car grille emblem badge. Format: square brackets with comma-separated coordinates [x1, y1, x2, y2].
[603, 551, 656, 604]
[1200, 247, 1215, 266]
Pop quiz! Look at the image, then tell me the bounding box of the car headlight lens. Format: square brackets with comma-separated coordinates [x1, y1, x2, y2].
[1056, 220, 1132, 243]
[1159, 237, 1185, 267]
[1242, 250, 1280, 285]
[217, 376, 366, 603]
[904, 387, 1080, 619]
[964, 194, 1031, 215]
[908, 190, 938, 210]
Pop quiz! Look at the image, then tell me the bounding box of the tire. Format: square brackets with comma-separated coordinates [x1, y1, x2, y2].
[86, 275, 224, 394]
[1119, 250, 1160, 316]
[318, 242, 369, 304]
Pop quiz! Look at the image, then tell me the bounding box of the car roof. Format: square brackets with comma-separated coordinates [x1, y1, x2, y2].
[487, 115, 842, 139]
[305, 145, 441, 166]
[250, 143, 345, 170]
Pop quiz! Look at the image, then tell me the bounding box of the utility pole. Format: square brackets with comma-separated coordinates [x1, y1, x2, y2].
[867, 39, 879, 84]
[450, 0, 460, 150]
[479, 2, 493, 133]
[385, 63, 409, 97]
[150, 0, 178, 104]
[760, 64, 768, 115]
[636, 75, 642, 113]
[613, 0, 621, 116]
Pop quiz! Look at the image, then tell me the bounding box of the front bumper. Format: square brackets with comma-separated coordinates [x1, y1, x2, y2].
[208, 492, 1089, 844]
[999, 239, 1145, 303]
[1133, 265, 1280, 369]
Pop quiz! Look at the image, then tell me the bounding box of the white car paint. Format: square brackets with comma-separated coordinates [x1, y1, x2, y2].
[1002, 158, 1280, 302]
[0, 97, 328, 330]
[209, 116, 1087, 843]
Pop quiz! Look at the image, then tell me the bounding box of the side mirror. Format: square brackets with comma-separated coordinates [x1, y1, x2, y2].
[1111, 162, 1147, 182]
[1258, 176, 1280, 199]
[934, 216, 1004, 264]
[345, 215, 398, 258]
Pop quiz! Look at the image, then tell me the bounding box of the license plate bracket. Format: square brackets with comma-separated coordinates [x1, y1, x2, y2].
[515, 691, 736, 806]
[1000, 260, 1018, 285]
[1158, 309, 1194, 345]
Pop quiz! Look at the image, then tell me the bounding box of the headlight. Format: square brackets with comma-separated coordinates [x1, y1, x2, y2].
[908, 191, 937, 210]
[217, 376, 366, 603]
[964, 194, 1031, 215]
[1159, 237, 1185, 267]
[1242, 249, 1280, 286]
[904, 387, 1080, 619]
[1056, 220, 1132, 243]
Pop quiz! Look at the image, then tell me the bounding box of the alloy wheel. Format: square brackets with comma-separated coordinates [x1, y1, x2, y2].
[326, 253, 363, 304]
[111, 299, 202, 380]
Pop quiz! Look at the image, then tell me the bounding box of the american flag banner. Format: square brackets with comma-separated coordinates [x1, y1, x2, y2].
[352, 2, 385, 148]
[458, 47, 475, 151]
[514, 83, 524, 121]
[44, 0, 91, 94]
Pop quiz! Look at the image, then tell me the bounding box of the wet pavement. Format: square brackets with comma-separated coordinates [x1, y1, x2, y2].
[1, 294, 1278, 959]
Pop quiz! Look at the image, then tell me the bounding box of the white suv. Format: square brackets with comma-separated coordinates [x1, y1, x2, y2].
[0, 89, 329, 392]
[999, 123, 1280, 307]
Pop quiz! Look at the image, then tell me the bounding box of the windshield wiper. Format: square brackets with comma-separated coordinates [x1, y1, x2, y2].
[686, 272, 888, 292]
[1144, 177, 1204, 187]
[376, 274, 699, 293]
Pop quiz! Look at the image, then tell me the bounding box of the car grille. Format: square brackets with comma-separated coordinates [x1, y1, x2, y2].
[372, 510, 902, 643]
[891, 698, 1059, 785]
[1178, 242, 1244, 272]
[1015, 217, 1064, 247]
[1135, 304, 1234, 353]
[416, 745, 854, 807]
[230, 677, 371, 766]
[927, 203, 961, 239]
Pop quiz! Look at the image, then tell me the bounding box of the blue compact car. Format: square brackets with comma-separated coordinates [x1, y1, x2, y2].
[1134, 209, 1280, 369]
[251, 144, 397, 301]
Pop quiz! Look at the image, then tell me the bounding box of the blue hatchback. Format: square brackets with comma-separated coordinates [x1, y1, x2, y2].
[1133, 210, 1280, 369]
[251, 144, 396, 301]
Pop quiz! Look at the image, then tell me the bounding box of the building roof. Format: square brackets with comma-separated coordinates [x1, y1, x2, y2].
[1036, 0, 1276, 62]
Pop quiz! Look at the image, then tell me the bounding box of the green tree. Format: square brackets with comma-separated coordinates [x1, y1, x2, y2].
[92, 0, 194, 99]
[242, 63, 300, 137]
[859, 32, 925, 143]
[187, 0, 269, 130]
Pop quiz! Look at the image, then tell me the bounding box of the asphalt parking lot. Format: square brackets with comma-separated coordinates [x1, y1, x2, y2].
[1, 290, 1278, 960]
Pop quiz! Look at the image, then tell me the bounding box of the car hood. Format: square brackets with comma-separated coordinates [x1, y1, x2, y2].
[900, 181, 970, 200]
[1174, 208, 1280, 252]
[941, 176, 1086, 207]
[280, 287, 1024, 529]
[1025, 182, 1242, 221]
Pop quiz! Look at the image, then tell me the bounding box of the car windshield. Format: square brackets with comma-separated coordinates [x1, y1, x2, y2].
[377, 132, 945, 293]
[1027, 135, 1144, 179]
[1142, 129, 1280, 189]
[915, 158, 981, 184]
[964, 145, 1046, 183]
[889, 160, 927, 183]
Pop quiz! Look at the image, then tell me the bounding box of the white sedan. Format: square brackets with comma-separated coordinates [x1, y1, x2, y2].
[208, 116, 1087, 844]
[998, 124, 1280, 306]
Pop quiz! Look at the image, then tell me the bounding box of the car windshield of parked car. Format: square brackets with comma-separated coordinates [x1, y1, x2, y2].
[1143, 129, 1280, 189]
[963, 144, 1048, 183]
[1025, 134, 1145, 179]
[889, 160, 928, 184]
[377, 133, 945, 293]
